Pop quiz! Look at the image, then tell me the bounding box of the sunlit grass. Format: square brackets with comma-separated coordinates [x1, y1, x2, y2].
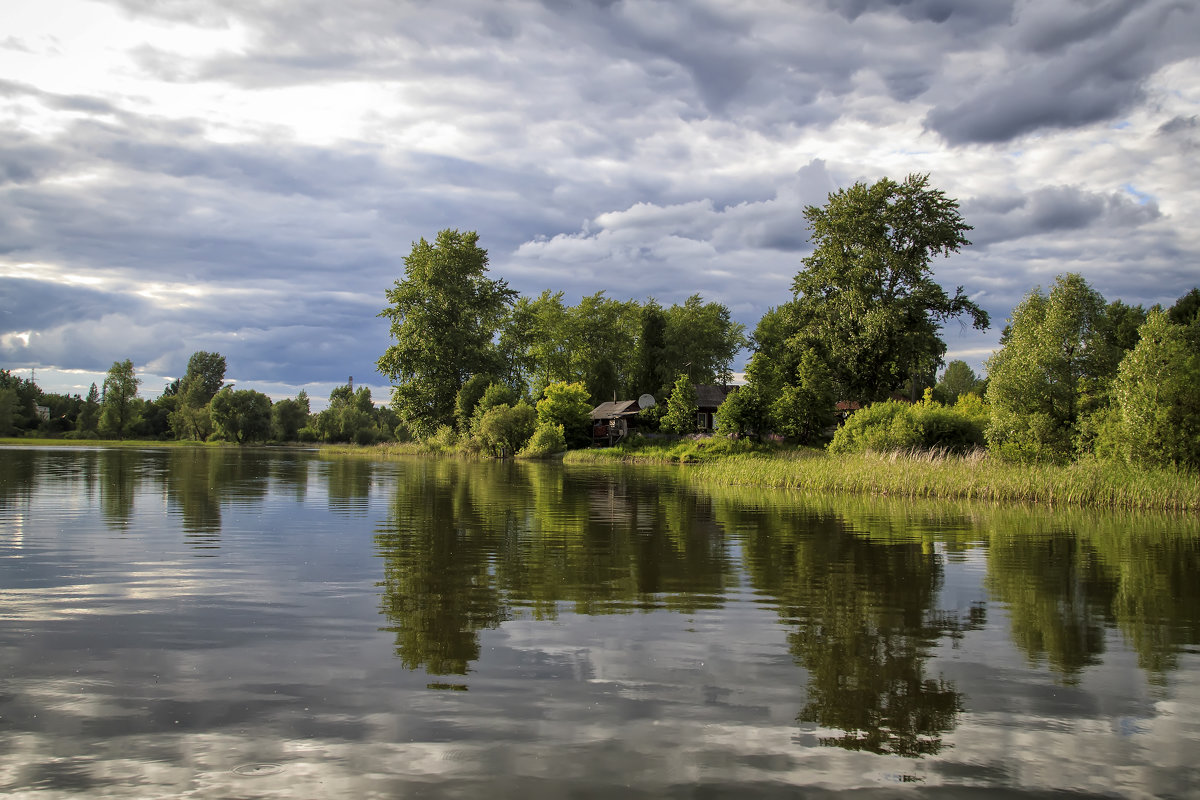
[566, 440, 1199, 512]
[685, 449, 1199, 512]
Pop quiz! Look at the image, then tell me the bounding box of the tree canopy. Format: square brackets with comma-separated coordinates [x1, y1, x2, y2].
[377, 229, 516, 437]
[793, 173, 988, 401]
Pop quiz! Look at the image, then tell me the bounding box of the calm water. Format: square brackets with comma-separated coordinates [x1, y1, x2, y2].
[2, 446, 1199, 799]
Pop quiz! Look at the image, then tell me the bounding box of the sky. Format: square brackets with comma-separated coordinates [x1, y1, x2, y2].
[2, 0, 1198, 406]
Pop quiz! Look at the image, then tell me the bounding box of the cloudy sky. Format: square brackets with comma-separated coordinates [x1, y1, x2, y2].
[2, 0, 1198, 404]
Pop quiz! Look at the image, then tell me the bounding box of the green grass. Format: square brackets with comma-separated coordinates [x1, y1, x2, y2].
[566, 439, 1200, 512]
[685, 449, 1199, 512]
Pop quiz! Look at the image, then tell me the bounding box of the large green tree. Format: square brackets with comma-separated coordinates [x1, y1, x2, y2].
[663, 294, 746, 388]
[985, 273, 1119, 462]
[793, 173, 988, 401]
[378, 230, 515, 437]
[99, 359, 141, 439]
[1108, 310, 1200, 469]
[169, 351, 226, 440]
[210, 387, 273, 444]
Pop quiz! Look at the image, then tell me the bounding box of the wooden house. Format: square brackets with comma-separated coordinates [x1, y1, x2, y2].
[589, 399, 643, 445]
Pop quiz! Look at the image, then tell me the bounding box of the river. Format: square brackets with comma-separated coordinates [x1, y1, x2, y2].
[1, 446, 1198, 798]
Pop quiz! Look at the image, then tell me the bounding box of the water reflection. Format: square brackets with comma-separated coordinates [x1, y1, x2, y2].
[374, 461, 735, 674]
[4, 445, 1200, 796]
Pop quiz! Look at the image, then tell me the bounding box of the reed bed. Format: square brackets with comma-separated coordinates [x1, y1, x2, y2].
[686, 449, 1200, 513]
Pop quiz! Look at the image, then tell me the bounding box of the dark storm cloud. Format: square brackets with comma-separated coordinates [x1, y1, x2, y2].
[965, 186, 1161, 247]
[0, 277, 145, 332]
[926, 1, 1200, 144]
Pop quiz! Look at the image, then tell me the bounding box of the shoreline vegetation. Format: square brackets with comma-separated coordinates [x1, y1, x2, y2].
[564, 442, 1199, 513]
[5, 436, 1196, 512]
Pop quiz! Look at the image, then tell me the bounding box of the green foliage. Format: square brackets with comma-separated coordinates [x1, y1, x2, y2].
[470, 382, 518, 430]
[209, 387, 272, 443]
[770, 349, 835, 443]
[933, 360, 984, 404]
[519, 421, 567, 458]
[829, 397, 985, 455]
[315, 384, 381, 443]
[715, 383, 768, 438]
[75, 383, 101, 436]
[0, 387, 17, 436]
[794, 173, 988, 402]
[475, 400, 537, 457]
[536, 381, 592, 448]
[377, 229, 516, 437]
[455, 374, 496, 432]
[986, 273, 1118, 462]
[99, 359, 141, 439]
[1106, 310, 1200, 469]
[663, 294, 746, 387]
[178, 351, 226, 406]
[271, 390, 310, 441]
[661, 373, 698, 434]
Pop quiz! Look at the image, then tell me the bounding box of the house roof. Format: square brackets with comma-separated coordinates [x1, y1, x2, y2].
[695, 384, 733, 410]
[590, 399, 641, 420]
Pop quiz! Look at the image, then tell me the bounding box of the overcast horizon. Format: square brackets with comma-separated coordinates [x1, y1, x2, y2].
[2, 0, 1198, 407]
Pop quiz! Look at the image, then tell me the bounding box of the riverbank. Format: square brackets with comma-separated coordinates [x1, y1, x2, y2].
[0, 437, 226, 448]
[565, 442, 1200, 512]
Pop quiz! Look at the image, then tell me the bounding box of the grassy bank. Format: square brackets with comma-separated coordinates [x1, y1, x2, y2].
[565, 442, 1199, 512]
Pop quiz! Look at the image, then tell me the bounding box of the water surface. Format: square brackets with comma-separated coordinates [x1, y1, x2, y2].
[1, 446, 1198, 798]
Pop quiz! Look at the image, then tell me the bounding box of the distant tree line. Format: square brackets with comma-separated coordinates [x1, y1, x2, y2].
[0, 351, 398, 446]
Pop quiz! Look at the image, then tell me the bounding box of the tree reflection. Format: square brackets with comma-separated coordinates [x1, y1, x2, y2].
[719, 492, 970, 757]
[98, 449, 137, 529]
[986, 529, 1116, 682]
[373, 461, 734, 674]
[375, 460, 509, 674]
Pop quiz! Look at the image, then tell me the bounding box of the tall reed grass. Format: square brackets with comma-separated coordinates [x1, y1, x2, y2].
[686, 448, 1199, 512]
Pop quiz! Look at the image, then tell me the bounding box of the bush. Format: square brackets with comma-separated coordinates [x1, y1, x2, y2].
[475, 401, 537, 457]
[423, 424, 459, 453]
[519, 421, 567, 458]
[536, 381, 592, 448]
[829, 396, 986, 455]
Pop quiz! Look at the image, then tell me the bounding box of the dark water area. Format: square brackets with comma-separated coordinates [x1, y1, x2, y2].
[1, 446, 1199, 798]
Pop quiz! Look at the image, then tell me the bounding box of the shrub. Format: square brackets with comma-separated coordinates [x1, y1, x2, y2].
[829, 397, 986, 455]
[519, 421, 567, 458]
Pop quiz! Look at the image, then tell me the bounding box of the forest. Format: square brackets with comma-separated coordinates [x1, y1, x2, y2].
[4, 174, 1198, 472]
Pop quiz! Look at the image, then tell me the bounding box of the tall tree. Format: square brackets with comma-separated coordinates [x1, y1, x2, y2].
[271, 390, 310, 441]
[76, 382, 101, 435]
[985, 273, 1118, 462]
[99, 359, 141, 439]
[661, 373, 699, 435]
[377, 230, 516, 437]
[169, 351, 226, 440]
[793, 174, 988, 401]
[1109, 310, 1200, 469]
[210, 387, 273, 444]
[663, 294, 746, 387]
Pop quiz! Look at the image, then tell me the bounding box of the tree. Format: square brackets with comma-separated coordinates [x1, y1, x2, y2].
[794, 173, 988, 401]
[475, 400, 537, 457]
[770, 349, 835, 443]
[633, 300, 670, 398]
[661, 373, 698, 434]
[99, 360, 141, 439]
[210, 387, 273, 444]
[933, 360, 984, 404]
[663, 294, 746, 387]
[536, 381, 593, 448]
[178, 351, 226, 405]
[715, 383, 769, 439]
[1108, 310, 1200, 469]
[378, 230, 516, 437]
[76, 383, 101, 435]
[271, 390, 310, 441]
[315, 384, 380, 444]
[169, 351, 226, 440]
[985, 273, 1118, 462]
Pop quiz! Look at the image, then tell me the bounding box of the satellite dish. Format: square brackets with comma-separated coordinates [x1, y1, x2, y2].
[638, 393, 656, 408]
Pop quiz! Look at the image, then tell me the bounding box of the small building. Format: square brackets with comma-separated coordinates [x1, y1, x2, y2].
[695, 384, 734, 433]
[34, 405, 50, 422]
[590, 399, 643, 446]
